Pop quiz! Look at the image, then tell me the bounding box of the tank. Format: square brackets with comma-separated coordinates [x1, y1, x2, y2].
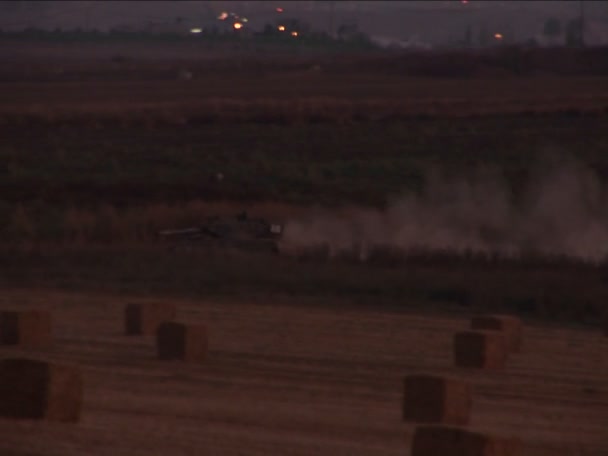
[158, 212, 283, 253]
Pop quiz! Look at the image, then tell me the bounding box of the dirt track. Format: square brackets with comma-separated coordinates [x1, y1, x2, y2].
[0, 290, 607, 456]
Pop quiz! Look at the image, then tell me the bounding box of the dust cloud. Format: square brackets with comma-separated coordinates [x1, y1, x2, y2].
[281, 153, 608, 263]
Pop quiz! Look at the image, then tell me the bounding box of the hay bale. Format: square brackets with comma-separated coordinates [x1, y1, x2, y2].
[0, 310, 52, 348]
[471, 314, 522, 352]
[454, 330, 508, 369]
[0, 358, 83, 422]
[403, 375, 471, 425]
[156, 321, 207, 362]
[412, 425, 521, 456]
[124, 302, 177, 336]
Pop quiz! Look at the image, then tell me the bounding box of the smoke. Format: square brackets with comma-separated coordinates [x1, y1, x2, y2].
[281, 152, 608, 263]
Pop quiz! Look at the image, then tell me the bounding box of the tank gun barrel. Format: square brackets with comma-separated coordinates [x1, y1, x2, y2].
[158, 227, 202, 237]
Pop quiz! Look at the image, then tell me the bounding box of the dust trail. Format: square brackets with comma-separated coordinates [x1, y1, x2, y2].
[281, 153, 608, 263]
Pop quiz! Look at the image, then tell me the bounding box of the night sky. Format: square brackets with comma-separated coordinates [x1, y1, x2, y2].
[2, 1, 607, 45]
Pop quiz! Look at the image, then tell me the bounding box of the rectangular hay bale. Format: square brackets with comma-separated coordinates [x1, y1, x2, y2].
[403, 375, 471, 425]
[0, 358, 83, 422]
[156, 321, 207, 362]
[412, 425, 521, 456]
[0, 310, 52, 348]
[471, 314, 522, 352]
[124, 301, 177, 335]
[454, 330, 508, 369]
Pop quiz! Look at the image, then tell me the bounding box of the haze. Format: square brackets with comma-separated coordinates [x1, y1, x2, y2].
[2, 0, 608, 45]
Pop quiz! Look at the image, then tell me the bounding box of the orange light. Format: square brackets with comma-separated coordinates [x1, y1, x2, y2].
[233, 22, 243, 30]
[276, 7, 284, 13]
[291, 31, 298, 37]
[278, 25, 285, 31]
[494, 33, 503, 40]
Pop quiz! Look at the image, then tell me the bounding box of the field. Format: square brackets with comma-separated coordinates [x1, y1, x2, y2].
[1, 41, 608, 455]
[0, 289, 607, 456]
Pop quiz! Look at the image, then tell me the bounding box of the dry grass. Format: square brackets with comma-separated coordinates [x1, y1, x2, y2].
[1, 242, 606, 330]
[1, 94, 607, 125]
[411, 425, 522, 456]
[2, 54, 608, 123]
[0, 289, 606, 455]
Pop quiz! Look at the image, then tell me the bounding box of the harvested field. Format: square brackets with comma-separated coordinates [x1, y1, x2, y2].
[2, 77, 608, 122]
[0, 289, 606, 456]
[2, 44, 608, 122]
[1, 40, 608, 456]
[411, 425, 522, 456]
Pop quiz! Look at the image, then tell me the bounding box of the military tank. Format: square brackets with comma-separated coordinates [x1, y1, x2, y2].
[158, 212, 284, 253]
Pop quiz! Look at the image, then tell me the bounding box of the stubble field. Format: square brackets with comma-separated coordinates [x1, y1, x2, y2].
[0, 290, 607, 456]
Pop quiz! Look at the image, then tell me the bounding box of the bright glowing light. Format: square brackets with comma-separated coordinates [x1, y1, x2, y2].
[494, 33, 503, 40]
[190, 28, 202, 34]
[218, 11, 228, 20]
[233, 22, 243, 30]
[242, 18, 248, 23]
[278, 25, 285, 31]
[291, 31, 298, 37]
[276, 7, 284, 13]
